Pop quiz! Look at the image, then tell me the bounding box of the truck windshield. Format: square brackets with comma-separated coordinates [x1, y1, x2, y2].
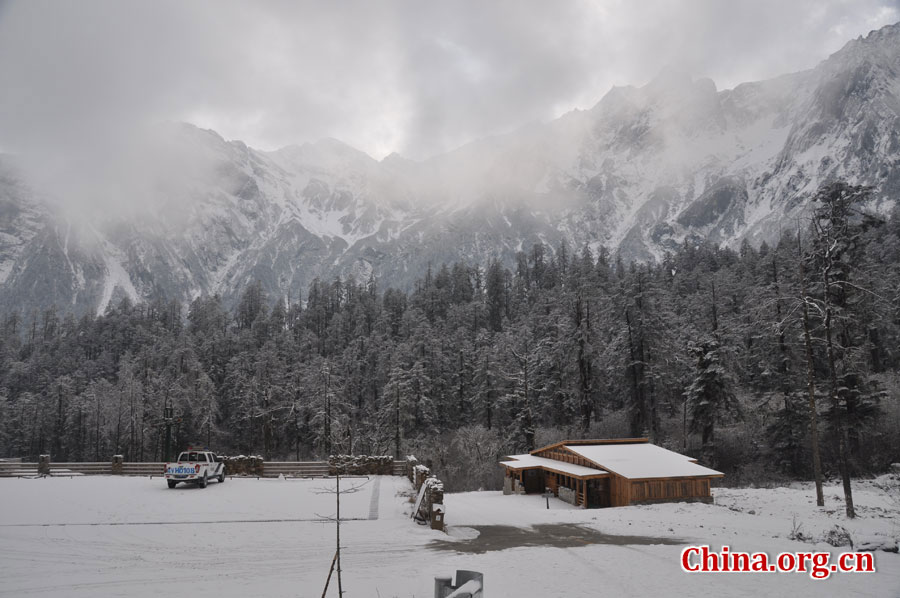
[178, 452, 205, 462]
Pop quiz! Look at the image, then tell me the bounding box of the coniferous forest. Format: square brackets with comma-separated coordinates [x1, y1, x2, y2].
[1, 184, 899, 491]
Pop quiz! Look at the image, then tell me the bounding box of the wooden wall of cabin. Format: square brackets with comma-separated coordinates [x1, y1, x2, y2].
[609, 474, 630, 507]
[628, 477, 712, 503]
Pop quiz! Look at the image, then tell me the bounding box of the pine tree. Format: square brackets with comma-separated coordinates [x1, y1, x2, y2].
[804, 181, 881, 517]
[685, 340, 741, 466]
[485, 259, 505, 332]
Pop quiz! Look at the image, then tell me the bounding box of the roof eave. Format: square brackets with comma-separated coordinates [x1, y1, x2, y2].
[625, 473, 725, 481]
[501, 462, 610, 480]
[530, 437, 649, 455]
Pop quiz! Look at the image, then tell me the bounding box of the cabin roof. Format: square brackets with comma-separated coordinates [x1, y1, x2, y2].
[531, 437, 648, 453]
[500, 454, 608, 479]
[565, 443, 724, 480]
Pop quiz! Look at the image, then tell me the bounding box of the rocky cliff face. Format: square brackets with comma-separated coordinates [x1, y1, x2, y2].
[2, 23, 898, 316]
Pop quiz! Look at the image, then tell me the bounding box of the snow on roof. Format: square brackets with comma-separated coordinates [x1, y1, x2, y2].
[565, 443, 723, 480]
[500, 453, 607, 478]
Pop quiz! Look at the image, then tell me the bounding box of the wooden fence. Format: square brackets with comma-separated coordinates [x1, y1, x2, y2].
[0, 458, 407, 478]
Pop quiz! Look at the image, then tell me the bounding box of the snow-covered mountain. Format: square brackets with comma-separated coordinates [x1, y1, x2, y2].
[2, 22, 899, 316]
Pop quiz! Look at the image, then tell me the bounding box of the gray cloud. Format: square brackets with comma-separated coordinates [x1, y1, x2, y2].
[1, 0, 898, 162]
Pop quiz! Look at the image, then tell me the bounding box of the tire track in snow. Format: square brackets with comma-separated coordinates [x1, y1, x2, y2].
[368, 476, 381, 520]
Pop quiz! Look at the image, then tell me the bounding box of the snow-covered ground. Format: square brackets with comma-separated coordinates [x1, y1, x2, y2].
[0, 475, 898, 597]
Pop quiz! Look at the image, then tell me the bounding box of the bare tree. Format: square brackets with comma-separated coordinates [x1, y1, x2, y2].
[317, 471, 369, 597]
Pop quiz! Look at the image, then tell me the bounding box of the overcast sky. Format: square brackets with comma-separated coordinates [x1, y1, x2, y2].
[1, 0, 898, 161]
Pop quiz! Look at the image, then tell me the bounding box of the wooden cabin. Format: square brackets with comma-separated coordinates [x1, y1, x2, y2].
[500, 438, 723, 508]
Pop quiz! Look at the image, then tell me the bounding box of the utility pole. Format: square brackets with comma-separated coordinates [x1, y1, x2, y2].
[163, 394, 174, 462]
[335, 471, 343, 597]
[206, 384, 212, 449]
[318, 470, 367, 597]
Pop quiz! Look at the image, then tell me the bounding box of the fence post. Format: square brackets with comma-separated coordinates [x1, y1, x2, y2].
[430, 504, 445, 531]
[406, 456, 419, 483]
[38, 454, 51, 476]
[415, 466, 429, 490]
[111, 455, 124, 475]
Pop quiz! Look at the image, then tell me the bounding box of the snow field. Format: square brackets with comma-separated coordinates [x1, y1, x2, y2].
[0, 475, 898, 597]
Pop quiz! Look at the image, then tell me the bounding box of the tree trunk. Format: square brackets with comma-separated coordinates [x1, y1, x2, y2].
[394, 384, 400, 459]
[799, 245, 825, 507]
[522, 353, 534, 452]
[576, 293, 593, 432]
[624, 308, 644, 436]
[95, 394, 101, 462]
[824, 303, 855, 518]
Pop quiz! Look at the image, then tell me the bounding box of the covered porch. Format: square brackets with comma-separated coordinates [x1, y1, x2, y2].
[500, 454, 610, 508]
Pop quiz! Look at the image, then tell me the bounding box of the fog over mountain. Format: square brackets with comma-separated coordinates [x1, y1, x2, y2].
[3, 0, 897, 161]
[1, 8, 899, 315]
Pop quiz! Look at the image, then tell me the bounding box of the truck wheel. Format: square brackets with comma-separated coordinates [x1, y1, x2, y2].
[167, 480, 177, 489]
[218, 472, 225, 483]
[199, 474, 208, 489]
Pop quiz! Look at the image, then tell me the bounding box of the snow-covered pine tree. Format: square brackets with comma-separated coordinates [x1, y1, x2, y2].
[685, 339, 741, 466]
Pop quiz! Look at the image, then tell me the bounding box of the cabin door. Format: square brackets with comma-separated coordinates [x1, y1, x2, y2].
[522, 468, 543, 493]
[587, 478, 610, 508]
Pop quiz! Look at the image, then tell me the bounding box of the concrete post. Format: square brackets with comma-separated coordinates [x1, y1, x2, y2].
[434, 576, 452, 598]
[434, 571, 483, 598]
[38, 454, 51, 476]
[111, 455, 124, 475]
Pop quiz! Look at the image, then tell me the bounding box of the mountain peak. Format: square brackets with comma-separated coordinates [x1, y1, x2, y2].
[268, 137, 377, 172]
[310, 137, 362, 153]
[646, 65, 694, 91]
[159, 121, 227, 145]
[2, 24, 899, 316]
[381, 151, 414, 166]
[821, 20, 900, 73]
[860, 20, 900, 42]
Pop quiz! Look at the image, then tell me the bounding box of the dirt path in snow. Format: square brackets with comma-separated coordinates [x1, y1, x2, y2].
[429, 523, 684, 554]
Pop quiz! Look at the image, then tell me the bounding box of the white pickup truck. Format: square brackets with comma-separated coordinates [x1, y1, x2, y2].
[165, 450, 225, 489]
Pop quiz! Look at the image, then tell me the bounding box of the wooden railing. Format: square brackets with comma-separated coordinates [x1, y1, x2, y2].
[0, 459, 408, 478]
[0, 461, 38, 477]
[262, 461, 331, 477]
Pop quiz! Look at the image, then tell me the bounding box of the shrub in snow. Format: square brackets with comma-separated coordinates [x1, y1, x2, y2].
[328, 454, 394, 475]
[822, 525, 852, 548]
[788, 516, 812, 543]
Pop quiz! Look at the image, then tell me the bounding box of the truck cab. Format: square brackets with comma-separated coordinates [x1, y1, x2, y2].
[164, 449, 225, 488]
